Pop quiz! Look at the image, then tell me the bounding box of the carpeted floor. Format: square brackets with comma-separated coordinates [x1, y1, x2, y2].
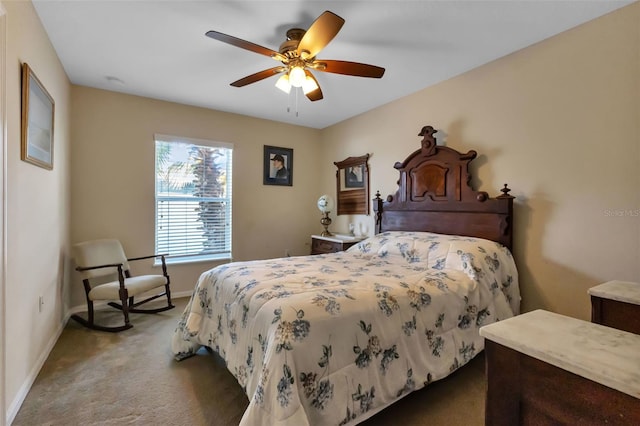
[12, 297, 486, 426]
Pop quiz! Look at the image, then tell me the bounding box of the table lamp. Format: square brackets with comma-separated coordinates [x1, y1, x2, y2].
[317, 194, 335, 237]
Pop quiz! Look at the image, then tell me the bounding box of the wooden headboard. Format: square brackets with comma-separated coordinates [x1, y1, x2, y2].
[374, 125, 515, 251]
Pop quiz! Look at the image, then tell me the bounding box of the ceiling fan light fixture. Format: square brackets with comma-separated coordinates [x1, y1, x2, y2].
[289, 66, 306, 87]
[302, 75, 319, 95]
[275, 74, 291, 93]
[206, 10, 384, 103]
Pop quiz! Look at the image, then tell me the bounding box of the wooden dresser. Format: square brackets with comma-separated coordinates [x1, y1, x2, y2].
[589, 280, 640, 334]
[310, 235, 365, 255]
[480, 310, 640, 425]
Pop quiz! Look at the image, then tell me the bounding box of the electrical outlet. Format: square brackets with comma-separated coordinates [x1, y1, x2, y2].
[39, 295, 44, 313]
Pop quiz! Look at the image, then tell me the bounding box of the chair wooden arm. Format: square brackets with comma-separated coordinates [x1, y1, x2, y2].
[126, 253, 169, 262]
[127, 253, 170, 276]
[76, 263, 124, 272]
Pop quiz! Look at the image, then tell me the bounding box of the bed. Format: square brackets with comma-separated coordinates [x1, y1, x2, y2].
[171, 125, 520, 426]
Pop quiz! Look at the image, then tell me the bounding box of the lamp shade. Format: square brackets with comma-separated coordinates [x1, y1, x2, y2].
[289, 66, 306, 87]
[317, 194, 335, 213]
[275, 74, 291, 93]
[302, 75, 319, 94]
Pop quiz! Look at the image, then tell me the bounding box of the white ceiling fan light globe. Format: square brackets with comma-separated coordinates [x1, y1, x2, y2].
[317, 194, 335, 213]
[289, 66, 306, 87]
[275, 74, 291, 93]
[302, 75, 319, 94]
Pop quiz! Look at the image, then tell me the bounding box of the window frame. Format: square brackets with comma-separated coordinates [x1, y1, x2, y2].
[154, 134, 233, 265]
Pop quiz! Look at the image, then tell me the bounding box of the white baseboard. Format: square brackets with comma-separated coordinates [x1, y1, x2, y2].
[6, 290, 194, 424]
[172, 290, 194, 300]
[6, 315, 66, 425]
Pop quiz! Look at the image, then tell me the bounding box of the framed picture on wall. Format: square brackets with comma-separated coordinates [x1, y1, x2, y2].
[21, 63, 55, 170]
[344, 165, 365, 188]
[263, 145, 293, 186]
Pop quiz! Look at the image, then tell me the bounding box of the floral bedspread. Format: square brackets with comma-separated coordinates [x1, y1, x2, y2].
[172, 231, 520, 425]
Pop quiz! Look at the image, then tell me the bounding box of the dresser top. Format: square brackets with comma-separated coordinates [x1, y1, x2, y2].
[312, 234, 366, 244]
[480, 310, 640, 399]
[588, 280, 640, 305]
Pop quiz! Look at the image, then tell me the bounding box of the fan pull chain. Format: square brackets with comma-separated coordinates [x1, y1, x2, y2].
[284, 88, 302, 117]
[284, 88, 300, 117]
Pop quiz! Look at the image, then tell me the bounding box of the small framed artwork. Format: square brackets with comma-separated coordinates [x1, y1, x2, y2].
[21, 63, 55, 170]
[344, 165, 365, 188]
[263, 145, 293, 186]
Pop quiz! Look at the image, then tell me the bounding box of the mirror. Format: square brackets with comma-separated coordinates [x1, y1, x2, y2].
[334, 154, 370, 215]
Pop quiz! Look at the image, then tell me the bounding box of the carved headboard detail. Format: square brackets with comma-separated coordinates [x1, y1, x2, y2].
[374, 125, 515, 251]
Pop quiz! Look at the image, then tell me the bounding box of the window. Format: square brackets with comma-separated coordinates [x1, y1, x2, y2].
[155, 134, 233, 264]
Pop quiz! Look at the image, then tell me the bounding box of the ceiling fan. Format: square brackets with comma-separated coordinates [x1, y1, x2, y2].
[205, 10, 385, 102]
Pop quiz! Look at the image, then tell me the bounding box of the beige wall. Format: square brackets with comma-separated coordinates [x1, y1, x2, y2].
[70, 87, 322, 307]
[321, 2, 640, 321]
[4, 0, 71, 421]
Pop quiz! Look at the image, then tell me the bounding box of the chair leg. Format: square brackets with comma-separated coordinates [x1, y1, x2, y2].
[165, 282, 174, 307]
[119, 287, 131, 327]
[88, 298, 95, 324]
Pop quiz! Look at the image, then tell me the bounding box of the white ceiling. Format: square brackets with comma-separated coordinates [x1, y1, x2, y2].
[33, 1, 633, 129]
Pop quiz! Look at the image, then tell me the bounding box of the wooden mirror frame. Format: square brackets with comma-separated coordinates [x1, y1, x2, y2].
[334, 154, 370, 215]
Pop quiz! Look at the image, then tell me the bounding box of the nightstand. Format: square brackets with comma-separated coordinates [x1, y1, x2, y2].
[311, 235, 365, 255]
[589, 280, 640, 334]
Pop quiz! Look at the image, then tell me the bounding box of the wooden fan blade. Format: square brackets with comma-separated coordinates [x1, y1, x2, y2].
[314, 60, 385, 78]
[230, 67, 284, 87]
[206, 30, 280, 58]
[297, 11, 345, 59]
[304, 70, 323, 102]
